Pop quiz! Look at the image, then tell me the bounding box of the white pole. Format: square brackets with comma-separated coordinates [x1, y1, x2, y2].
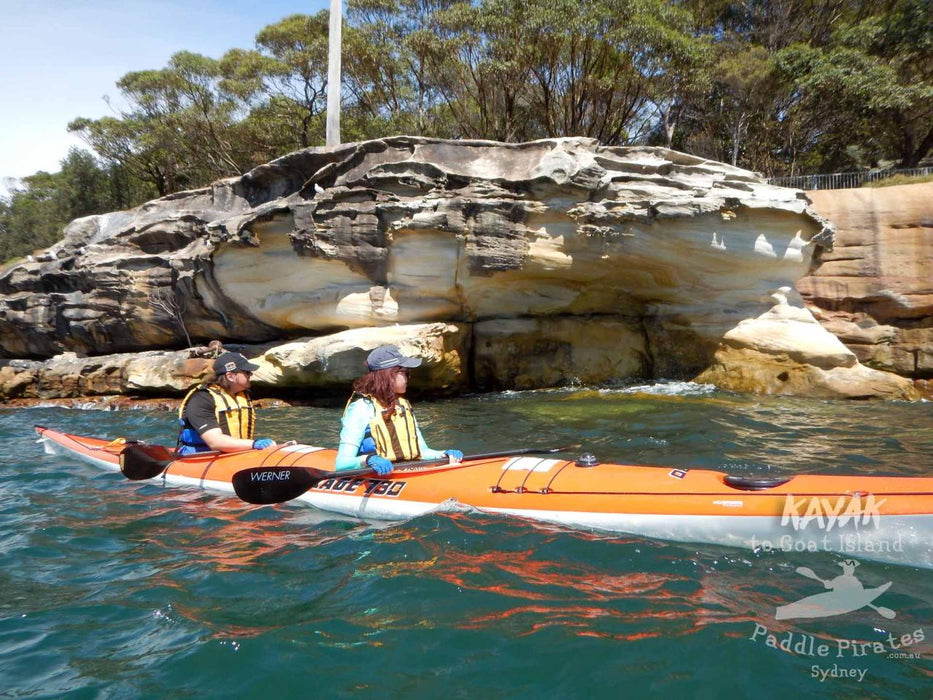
[326, 0, 342, 147]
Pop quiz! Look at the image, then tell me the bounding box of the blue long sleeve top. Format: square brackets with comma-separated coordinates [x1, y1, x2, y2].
[335, 397, 446, 471]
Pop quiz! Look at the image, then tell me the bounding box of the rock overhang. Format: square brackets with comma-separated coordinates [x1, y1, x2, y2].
[0, 136, 917, 400]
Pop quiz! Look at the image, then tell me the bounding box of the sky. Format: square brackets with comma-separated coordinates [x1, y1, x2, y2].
[0, 0, 330, 195]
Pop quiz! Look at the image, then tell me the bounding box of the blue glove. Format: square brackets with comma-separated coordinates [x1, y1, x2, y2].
[252, 438, 275, 449]
[366, 454, 393, 475]
[445, 449, 464, 462]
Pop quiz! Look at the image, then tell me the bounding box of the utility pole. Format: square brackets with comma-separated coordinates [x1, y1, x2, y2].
[326, 0, 342, 147]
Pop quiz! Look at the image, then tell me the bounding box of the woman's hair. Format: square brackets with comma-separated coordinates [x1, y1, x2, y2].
[353, 367, 403, 417]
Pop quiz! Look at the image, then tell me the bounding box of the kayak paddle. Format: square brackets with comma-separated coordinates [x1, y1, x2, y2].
[119, 443, 178, 480]
[119, 443, 230, 480]
[232, 465, 374, 505]
[232, 445, 575, 506]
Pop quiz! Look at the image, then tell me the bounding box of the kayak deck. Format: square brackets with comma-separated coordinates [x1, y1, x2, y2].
[36, 425, 933, 569]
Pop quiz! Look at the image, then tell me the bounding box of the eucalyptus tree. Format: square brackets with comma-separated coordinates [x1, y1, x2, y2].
[423, 0, 538, 141]
[0, 149, 123, 263]
[0, 174, 66, 262]
[69, 52, 252, 195]
[687, 43, 778, 167]
[220, 12, 331, 151]
[344, 0, 458, 137]
[775, 0, 933, 170]
[681, 0, 932, 174]
[425, 0, 710, 144]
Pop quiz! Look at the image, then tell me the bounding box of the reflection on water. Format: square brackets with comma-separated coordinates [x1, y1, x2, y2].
[2, 388, 932, 697]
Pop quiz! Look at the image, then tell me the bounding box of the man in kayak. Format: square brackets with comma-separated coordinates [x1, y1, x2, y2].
[335, 344, 462, 474]
[176, 352, 277, 455]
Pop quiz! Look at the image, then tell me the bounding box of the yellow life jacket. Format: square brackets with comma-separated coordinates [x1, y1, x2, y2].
[178, 383, 255, 443]
[349, 394, 421, 462]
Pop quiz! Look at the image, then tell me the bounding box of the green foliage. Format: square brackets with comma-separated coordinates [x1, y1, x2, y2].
[245, 12, 331, 149]
[5, 0, 930, 262]
[0, 149, 138, 262]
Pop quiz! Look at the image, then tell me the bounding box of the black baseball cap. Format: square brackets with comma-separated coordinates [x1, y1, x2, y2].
[213, 352, 260, 375]
[366, 345, 423, 371]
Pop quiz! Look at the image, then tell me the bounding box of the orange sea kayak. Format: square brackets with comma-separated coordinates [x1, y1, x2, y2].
[36, 425, 933, 569]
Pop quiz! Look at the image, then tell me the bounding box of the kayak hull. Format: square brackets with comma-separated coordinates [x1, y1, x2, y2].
[37, 426, 933, 569]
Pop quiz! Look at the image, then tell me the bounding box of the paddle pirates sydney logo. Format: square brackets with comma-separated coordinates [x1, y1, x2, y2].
[749, 560, 926, 683]
[746, 492, 927, 683]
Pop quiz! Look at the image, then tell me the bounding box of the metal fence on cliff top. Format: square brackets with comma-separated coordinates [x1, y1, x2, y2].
[768, 166, 933, 190]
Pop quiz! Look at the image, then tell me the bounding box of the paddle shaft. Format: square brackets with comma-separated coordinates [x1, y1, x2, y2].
[232, 445, 575, 505]
[796, 566, 828, 585]
[119, 443, 226, 480]
[394, 445, 573, 471]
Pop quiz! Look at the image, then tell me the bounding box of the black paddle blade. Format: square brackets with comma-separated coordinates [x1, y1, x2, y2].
[120, 444, 175, 480]
[232, 467, 323, 505]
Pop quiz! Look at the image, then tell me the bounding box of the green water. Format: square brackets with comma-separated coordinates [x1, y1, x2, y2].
[1, 384, 931, 698]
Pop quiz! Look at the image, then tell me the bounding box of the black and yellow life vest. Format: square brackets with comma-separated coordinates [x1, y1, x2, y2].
[348, 394, 421, 462]
[177, 384, 255, 451]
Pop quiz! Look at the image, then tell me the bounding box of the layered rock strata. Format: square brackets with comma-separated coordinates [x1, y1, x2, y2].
[0, 136, 917, 399]
[798, 183, 933, 381]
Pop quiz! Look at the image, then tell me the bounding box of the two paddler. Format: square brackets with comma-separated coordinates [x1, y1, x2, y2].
[175, 345, 459, 473]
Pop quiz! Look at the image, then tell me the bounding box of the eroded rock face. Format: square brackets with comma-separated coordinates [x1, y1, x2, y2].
[1, 135, 909, 399]
[0, 324, 466, 401]
[250, 323, 468, 392]
[695, 289, 917, 399]
[799, 184, 933, 380]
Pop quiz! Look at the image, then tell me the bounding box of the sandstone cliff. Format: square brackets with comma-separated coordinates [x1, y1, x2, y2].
[0, 137, 917, 401]
[799, 183, 933, 383]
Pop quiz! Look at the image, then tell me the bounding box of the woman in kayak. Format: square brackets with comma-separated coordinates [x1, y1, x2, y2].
[335, 345, 462, 475]
[177, 352, 277, 455]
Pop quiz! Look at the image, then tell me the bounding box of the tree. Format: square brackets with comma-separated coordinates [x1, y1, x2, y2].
[422, 0, 711, 144]
[58, 148, 117, 218]
[0, 149, 142, 263]
[12, 0, 927, 227]
[709, 43, 778, 166]
[221, 13, 331, 152]
[0, 171, 69, 261]
[70, 51, 254, 196]
[682, 0, 933, 173]
[344, 0, 457, 137]
[778, 0, 933, 169]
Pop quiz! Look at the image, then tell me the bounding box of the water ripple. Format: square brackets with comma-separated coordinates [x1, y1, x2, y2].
[1, 394, 931, 697]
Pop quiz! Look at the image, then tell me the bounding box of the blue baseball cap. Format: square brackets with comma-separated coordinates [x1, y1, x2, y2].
[366, 345, 422, 371]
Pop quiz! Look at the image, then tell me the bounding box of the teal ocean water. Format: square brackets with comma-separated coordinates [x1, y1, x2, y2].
[1, 385, 931, 698]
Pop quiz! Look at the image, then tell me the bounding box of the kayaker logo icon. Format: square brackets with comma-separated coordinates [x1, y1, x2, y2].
[776, 560, 895, 621]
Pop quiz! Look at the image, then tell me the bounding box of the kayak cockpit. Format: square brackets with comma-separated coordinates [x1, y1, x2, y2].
[723, 474, 793, 491]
